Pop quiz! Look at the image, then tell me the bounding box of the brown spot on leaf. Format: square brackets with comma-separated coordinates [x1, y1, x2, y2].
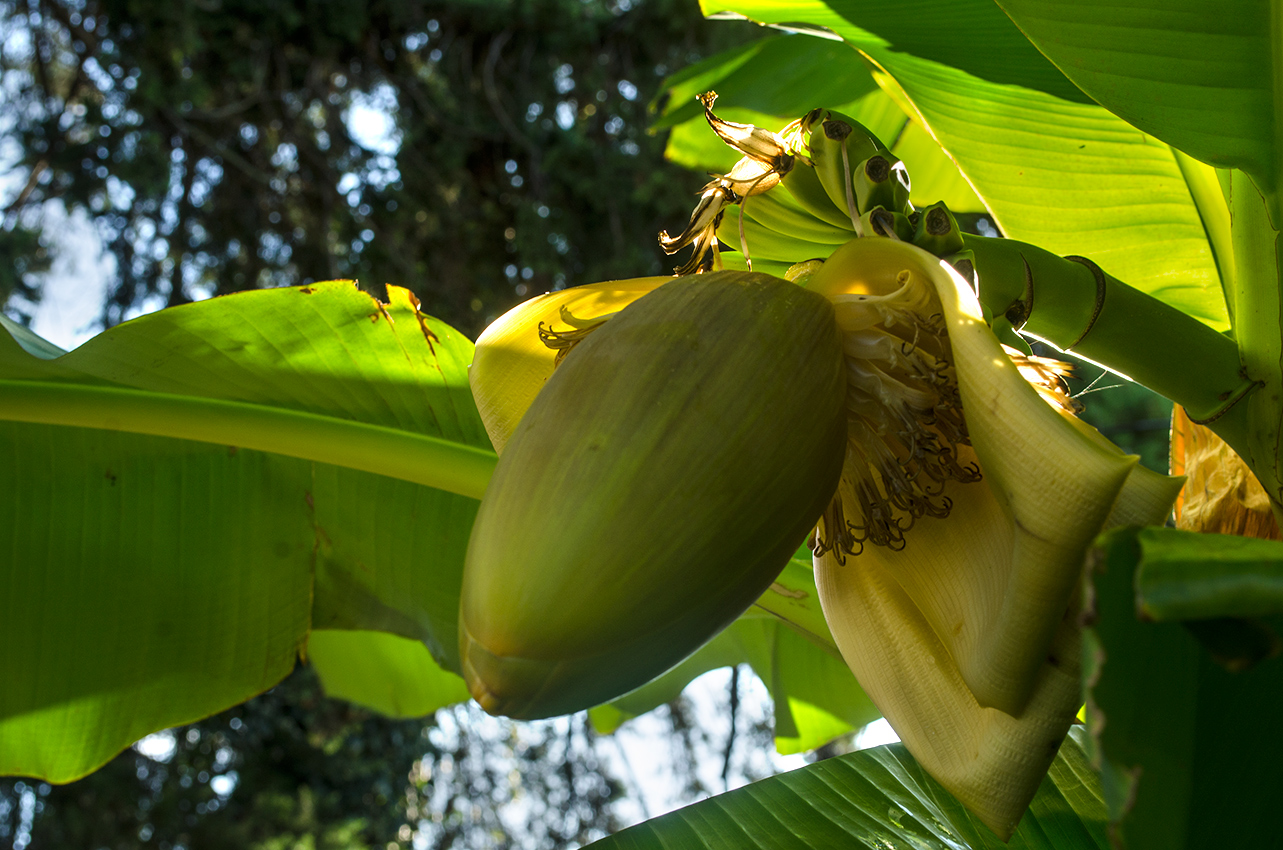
[104, 469, 117, 486]
[299, 286, 315, 294]
[768, 582, 806, 599]
[416, 311, 439, 354]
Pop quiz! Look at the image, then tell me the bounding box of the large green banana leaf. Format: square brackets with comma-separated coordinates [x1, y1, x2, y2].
[695, 0, 1230, 331]
[994, 0, 1279, 214]
[656, 35, 985, 212]
[0, 281, 493, 781]
[588, 727, 1108, 849]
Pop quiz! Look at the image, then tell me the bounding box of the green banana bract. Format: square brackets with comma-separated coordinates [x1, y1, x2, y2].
[460, 272, 847, 719]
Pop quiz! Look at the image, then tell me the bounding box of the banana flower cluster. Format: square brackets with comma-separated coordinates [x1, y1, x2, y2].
[658, 92, 813, 272]
[467, 230, 1175, 835]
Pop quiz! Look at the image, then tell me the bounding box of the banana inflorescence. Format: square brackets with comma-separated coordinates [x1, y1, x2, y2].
[463, 95, 1183, 840]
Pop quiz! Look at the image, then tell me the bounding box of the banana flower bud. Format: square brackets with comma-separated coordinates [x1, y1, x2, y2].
[461, 272, 846, 719]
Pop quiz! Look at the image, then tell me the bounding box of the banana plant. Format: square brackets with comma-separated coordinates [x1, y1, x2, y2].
[3, 1, 1283, 848]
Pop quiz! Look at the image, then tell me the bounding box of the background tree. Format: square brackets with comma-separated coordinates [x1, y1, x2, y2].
[0, 2, 787, 847]
[0, 663, 785, 850]
[0, 0, 758, 336]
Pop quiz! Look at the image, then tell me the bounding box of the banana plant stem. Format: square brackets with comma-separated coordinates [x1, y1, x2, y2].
[0, 379, 497, 500]
[1229, 170, 1283, 516]
[963, 234, 1253, 450]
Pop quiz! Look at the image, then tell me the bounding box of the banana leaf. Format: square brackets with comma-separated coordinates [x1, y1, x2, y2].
[0, 281, 491, 780]
[694, 0, 1230, 330]
[587, 727, 1108, 849]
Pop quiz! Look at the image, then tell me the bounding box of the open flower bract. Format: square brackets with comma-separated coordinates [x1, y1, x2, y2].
[806, 238, 1182, 837]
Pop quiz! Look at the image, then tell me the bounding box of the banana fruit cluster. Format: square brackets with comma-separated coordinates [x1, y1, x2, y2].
[660, 95, 968, 277]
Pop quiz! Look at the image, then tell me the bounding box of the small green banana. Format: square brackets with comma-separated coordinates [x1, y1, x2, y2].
[852, 152, 913, 218]
[912, 202, 967, 257]
[810, 112, 886, 228]
[857, 206, 914, 242]
[781, 161, 859, 231]
[715, 207, 847, 265]
[716, 253, 796, 280]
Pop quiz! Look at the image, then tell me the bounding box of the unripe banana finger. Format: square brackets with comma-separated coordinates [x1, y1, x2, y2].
[811, 113, 886, 228]
[716, 253, 795, 280]
[781, 160, 858, 230]
[858, 206, 914, 242]
[742, 191, 857, 245]
[853, 152, 913, 217]
[912, 202, 967, 257]
[715, 210, 847, 265]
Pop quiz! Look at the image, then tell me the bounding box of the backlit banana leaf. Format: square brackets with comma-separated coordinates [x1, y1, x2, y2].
[995, 0, 1279, 214]
[307, 630, 471, 718]
[0, 282, 492, 781]
[587, 727, 1108, 849]
[591, 550, 880, 755]
[657, 36, 985, 211]
[697, 0, 1230, 331]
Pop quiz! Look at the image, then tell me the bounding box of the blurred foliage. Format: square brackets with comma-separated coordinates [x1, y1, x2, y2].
[0, 664, 783, 850]
[0, 665, 625, 850]
[1053, 349, 1174, 475]
[0, 0, 757, 335]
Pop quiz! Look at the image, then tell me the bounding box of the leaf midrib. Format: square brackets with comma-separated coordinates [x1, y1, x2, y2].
[0, 379, 496, 500]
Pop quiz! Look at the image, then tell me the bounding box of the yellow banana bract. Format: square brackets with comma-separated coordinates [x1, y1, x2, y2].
[469, 277, 667, 453]
[806, 239, 1182, 838]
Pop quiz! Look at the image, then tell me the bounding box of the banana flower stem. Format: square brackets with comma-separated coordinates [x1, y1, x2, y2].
[964, 234, 1256, 455]
[1227, 169, 1283, 516]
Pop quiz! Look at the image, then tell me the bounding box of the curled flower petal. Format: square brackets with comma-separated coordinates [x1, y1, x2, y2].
[699, 91, 794, 172]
